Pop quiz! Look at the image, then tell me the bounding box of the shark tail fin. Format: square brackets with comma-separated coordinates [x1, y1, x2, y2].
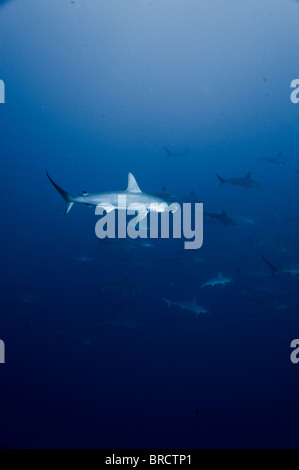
[262, 255, 278, 277]
[216, 174, 226, 187]
[46, 171, 75, 215]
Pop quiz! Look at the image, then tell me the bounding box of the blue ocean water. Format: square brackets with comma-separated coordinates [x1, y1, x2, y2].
[1, 0, 299, 449]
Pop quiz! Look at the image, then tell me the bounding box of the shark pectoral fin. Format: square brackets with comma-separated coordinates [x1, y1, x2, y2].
[216, 174, 226, 187]
[262, 255, 278, 277]
[137, 208, 148, 222]
[46, 171, 75, 214]
[65, 202, 74, 215]
[169, 203, 180, 214]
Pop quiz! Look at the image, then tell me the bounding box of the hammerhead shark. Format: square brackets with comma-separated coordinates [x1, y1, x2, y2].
[216, 172, 261, 189]
[200, 272, 232, 288]
[47, 171, 173, 217]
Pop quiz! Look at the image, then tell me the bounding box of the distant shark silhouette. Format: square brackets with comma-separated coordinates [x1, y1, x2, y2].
[154, 186, 180, 203]
[259, 152, 285, 166]
[249, 238, 294, 254]
[200, 272, 232, 288]
[242, 290, 287, 312]
[97, 276, 148, 297]
[47, 171, 174, 217]
[205, 210, 238, 226]
[155, 187, 199, 204]
[163, 146, 190, 159]
[216, 172, 261, 189]
[262, 255, 299, 277]
[163, 297, 208, 316]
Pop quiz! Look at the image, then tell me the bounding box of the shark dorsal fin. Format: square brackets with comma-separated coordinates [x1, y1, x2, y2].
[127, 173, 142, 193]
[218, 272, 222, 277]
[222, 210, 227, 217]
[245, 172, 252, 179]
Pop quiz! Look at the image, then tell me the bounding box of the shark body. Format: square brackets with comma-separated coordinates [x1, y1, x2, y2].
[205, 211, 254, 227]
[200, 272, 232, 288]
[259, 152, 285, 166]
[216, 172, 261, 189]
[260, 157, 285, 166]
[249, 238, 295, 255]
[205, 210, 238, 226]
[163, 146, 190, 159]
[47, 171, 173, 216]
[163, 297, 208, 316]
[97, 276, 148, 297]
[242, 290, 288, 312]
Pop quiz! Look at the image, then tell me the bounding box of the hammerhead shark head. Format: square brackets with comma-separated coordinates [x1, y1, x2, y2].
[47, 171, 173, 217]
[216, 172, 261, 189]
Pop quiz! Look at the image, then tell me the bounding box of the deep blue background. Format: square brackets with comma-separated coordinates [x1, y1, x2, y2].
[0, 0, 299, 449]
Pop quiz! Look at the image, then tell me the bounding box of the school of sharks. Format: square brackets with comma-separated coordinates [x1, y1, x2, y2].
[2, 0, 299, 450]
[46, 148, 299, 320]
